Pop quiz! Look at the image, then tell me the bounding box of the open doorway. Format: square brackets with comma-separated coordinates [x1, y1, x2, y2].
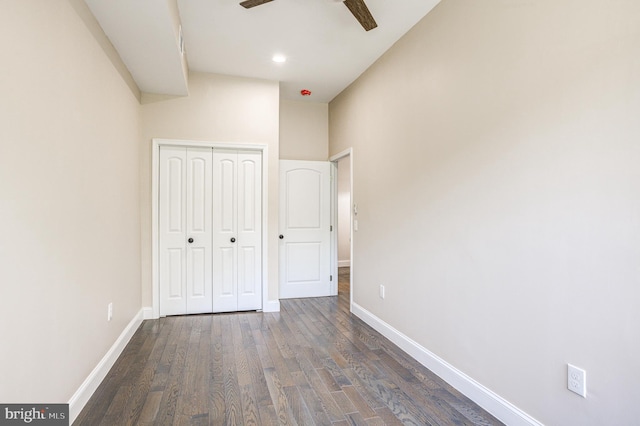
[337, 156, 351, 302]
[331, 149, 353, 307]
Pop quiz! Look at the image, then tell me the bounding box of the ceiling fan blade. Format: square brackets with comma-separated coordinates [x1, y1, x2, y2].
[240, 0, 274, 9]
[343, 0, 377, 31]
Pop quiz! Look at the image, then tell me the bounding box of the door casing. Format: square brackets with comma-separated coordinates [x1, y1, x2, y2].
[329, 148, 354, 310]
[151, 138, 270, 319]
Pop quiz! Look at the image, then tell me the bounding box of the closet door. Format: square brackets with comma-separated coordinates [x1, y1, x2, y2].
[184, 148, 213, 313]
[159, 146, 213, 316]
[212, 149, 262, 312]
[237, 151, 262, 311]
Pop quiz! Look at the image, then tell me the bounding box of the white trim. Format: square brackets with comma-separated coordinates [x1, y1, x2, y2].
[151, 138, 275, 318]
[68, 309, 144, 424]
[338, 260, 351, 267]
[263, 299, 281, 312]
[153, 138, 269, 151]
[351, 303, 544, 426]
[260, 145, 271, 313]
[329, 148, 352, 163]
[330, 162, 338, 295]
[142, 307, 154, 320]
[151, 140, 160, 318]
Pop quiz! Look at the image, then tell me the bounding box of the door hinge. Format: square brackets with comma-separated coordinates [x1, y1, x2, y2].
[330, 225, 333, 232]
[330, 275, 333, 282]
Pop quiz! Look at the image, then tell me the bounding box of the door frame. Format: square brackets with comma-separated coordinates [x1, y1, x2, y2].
[329, 148, 353, 311]
[151, 138, 269, 318]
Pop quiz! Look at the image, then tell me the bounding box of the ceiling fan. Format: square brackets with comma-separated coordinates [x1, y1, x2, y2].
[239, 0, 378, 32]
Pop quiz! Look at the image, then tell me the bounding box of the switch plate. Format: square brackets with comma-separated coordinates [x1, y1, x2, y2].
[379, 285, 385, 299]
[568, 364, 586, 397]
[107, 303, 113, 322]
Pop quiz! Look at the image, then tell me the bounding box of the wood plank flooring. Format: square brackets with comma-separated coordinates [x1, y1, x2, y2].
[74, 268, 502, 425]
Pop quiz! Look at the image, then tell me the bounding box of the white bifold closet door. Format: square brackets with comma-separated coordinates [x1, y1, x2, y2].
[159, 146, 262, 316]
[159, 146, 213, 316]
[212, 149, 262, 313]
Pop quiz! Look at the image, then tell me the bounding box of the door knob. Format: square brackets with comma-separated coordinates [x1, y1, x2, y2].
[230, 237, 236, 243]
[188, 238, 194, 243]
[279, 234, 284, 240]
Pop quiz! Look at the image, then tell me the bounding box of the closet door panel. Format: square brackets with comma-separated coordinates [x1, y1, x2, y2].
[160, 146, 213, 316]
[237, 151, 262, 310]
[212, 150, 239, 312]
[159, 147, 187, 316]
[185, 148, 213, 314]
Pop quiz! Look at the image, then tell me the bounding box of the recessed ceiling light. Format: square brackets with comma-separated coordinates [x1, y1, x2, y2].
[272, 54, 287, 63]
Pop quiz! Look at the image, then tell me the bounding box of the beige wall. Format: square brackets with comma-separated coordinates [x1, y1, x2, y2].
[280, 100, 328, 160]
[329, 0, 640, 424]
[0, 0, 141, 403]
[140, 72, 280, 306]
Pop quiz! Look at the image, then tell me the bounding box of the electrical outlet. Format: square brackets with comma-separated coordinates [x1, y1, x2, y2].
[568, 364, 586, 397]
[107, 303, 113, 322]
[379, 285, 385, 299]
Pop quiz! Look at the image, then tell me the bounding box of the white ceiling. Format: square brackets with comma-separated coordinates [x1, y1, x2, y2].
[86, 0, 441, 103]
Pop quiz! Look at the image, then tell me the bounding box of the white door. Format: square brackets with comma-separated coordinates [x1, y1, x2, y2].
[159, 146, 213, 315]
[279, 160, 332, 298]
[213, 149, 262, 312]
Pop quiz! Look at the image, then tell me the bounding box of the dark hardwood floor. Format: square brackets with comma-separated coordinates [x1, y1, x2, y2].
[74, 268, 502, 425]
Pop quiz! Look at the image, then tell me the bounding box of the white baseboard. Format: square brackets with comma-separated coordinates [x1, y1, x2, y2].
[142, 306, 154, 319]
[351, 303, 543, 426]
[263, 299, 280, 312]
[338, 260, 351, 267]
[68, 309, 144, 424]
